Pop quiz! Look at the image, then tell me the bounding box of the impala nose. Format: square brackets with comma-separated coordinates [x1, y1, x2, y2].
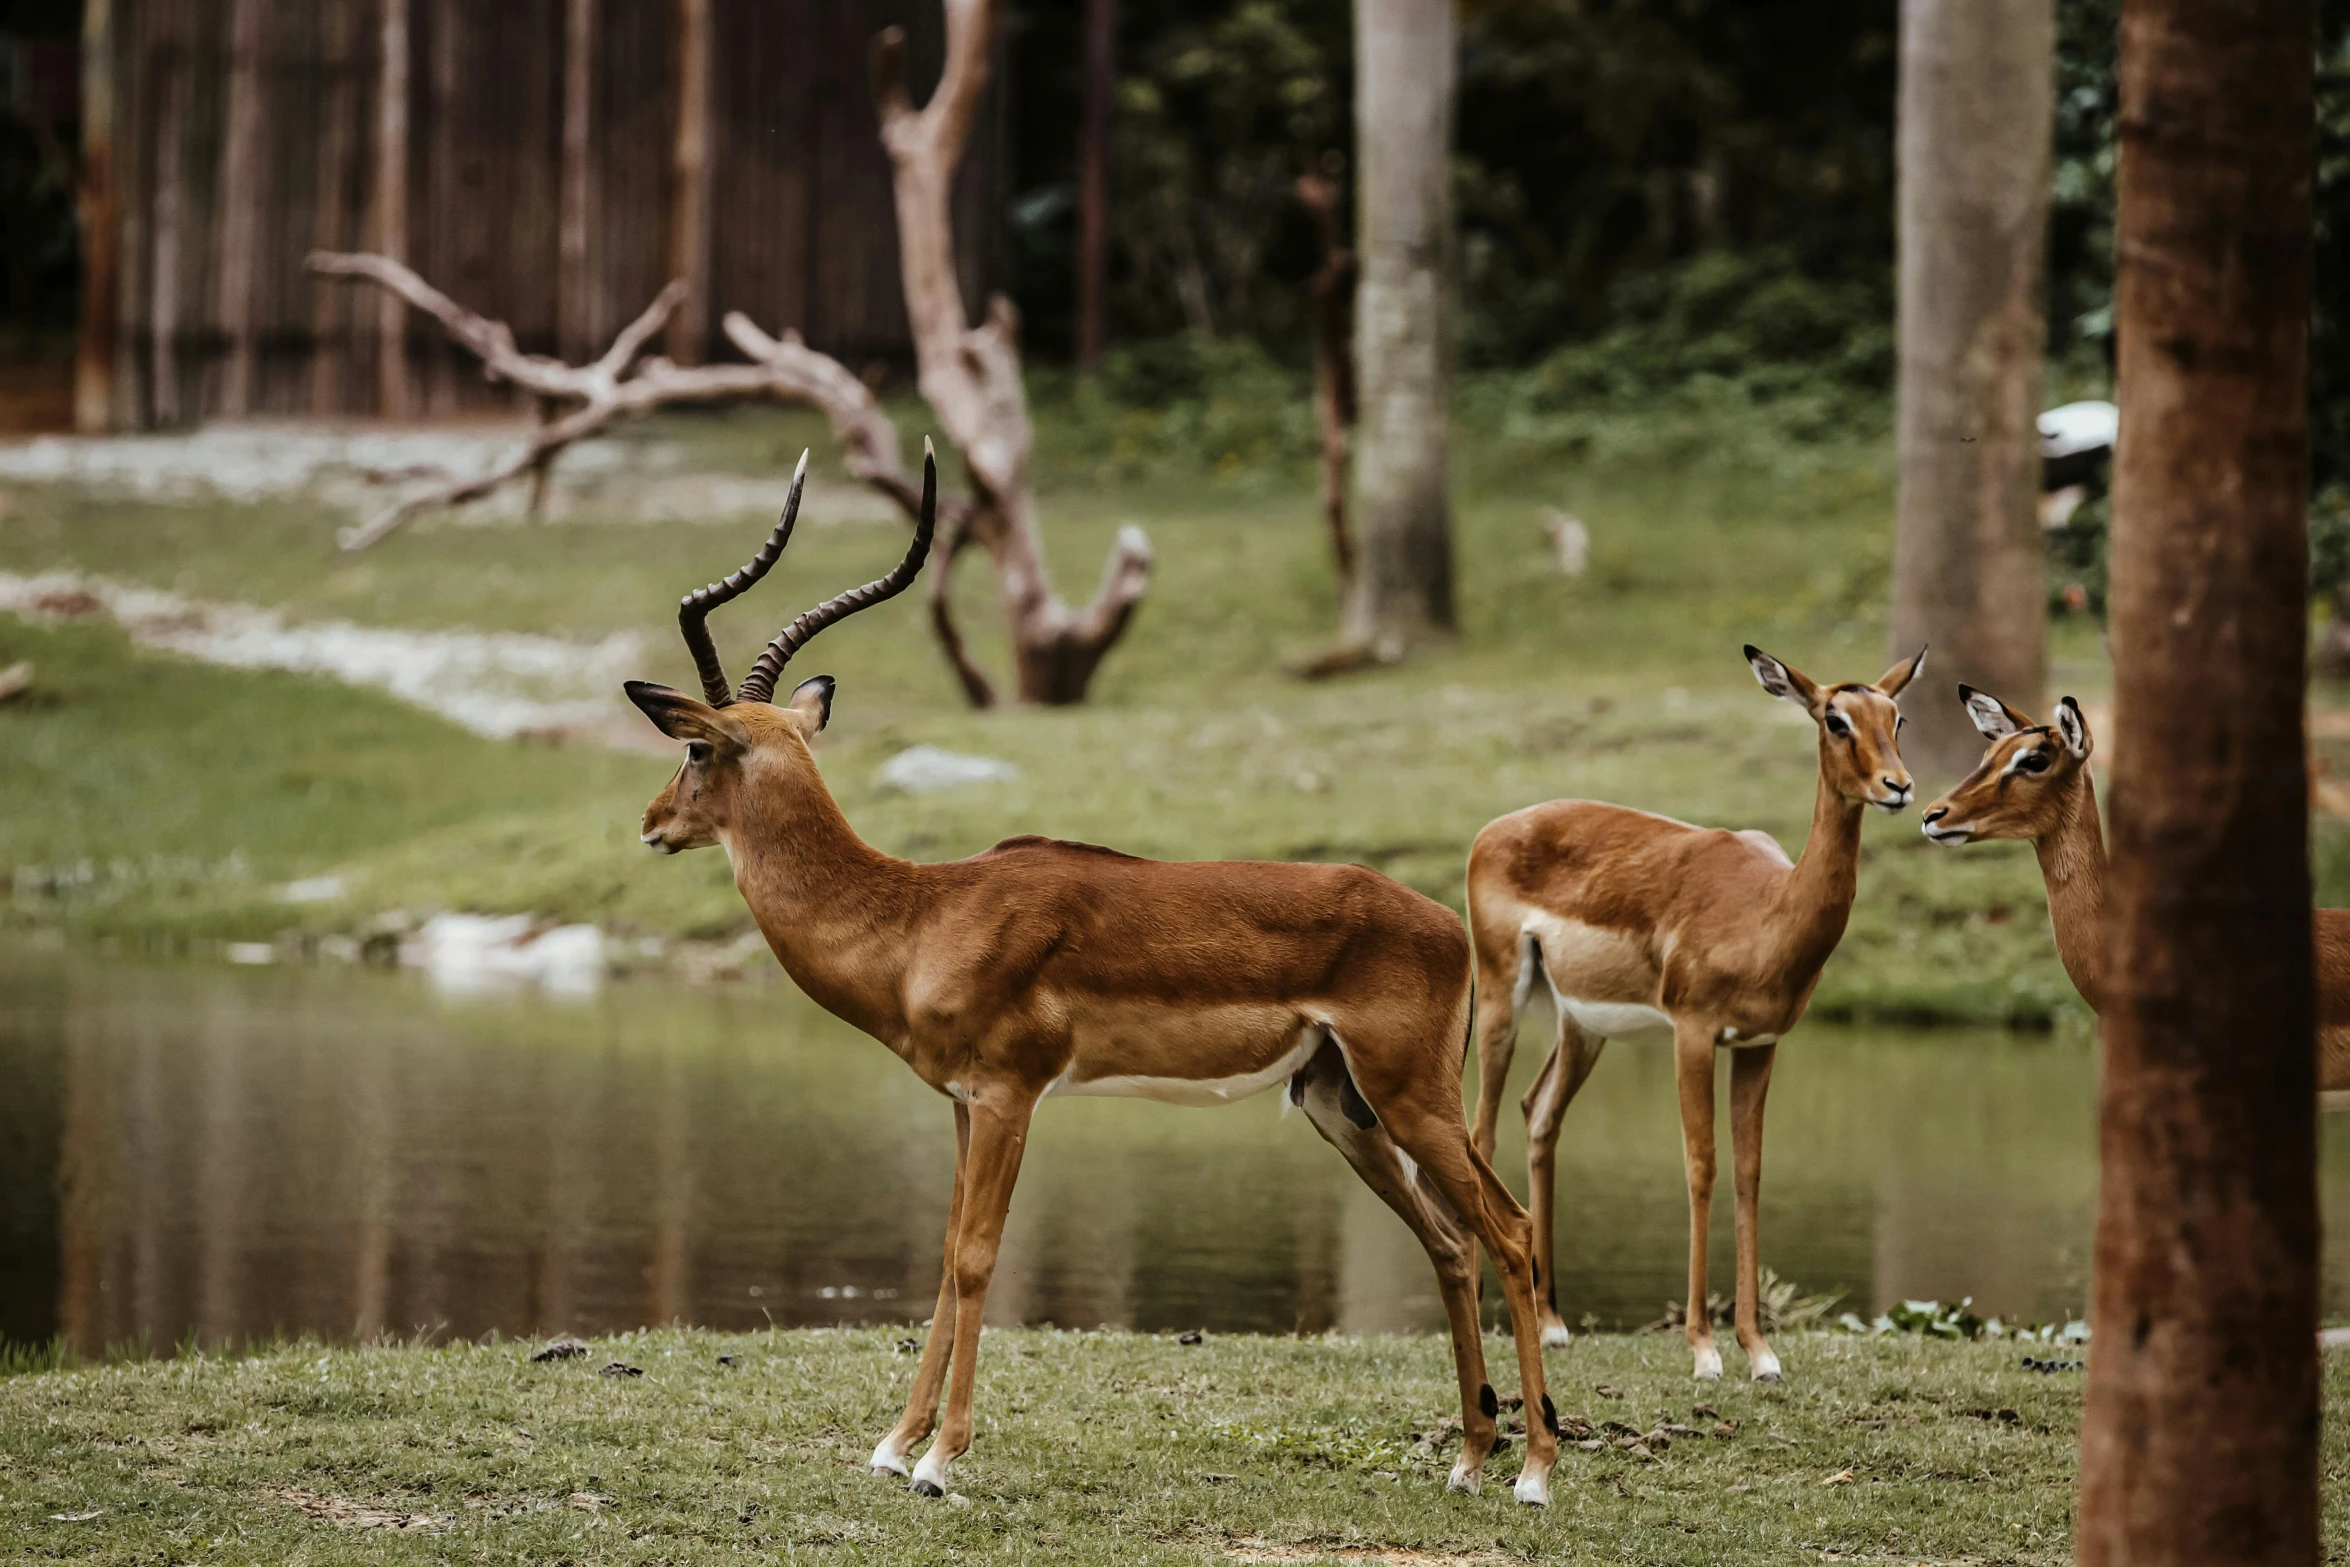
[1922, 805, 1947, 826]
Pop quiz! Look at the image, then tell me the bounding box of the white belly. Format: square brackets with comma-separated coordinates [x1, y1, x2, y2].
[1558, 997, 1675, 1042]
[1043, 1029, 1320, 1107]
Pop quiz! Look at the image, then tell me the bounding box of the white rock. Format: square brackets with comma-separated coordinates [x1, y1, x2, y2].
[280, 874, 348, 903]
[403, 913, 606, 995]
[225, 942, 277, 966]
[877, 745, 1021, 794]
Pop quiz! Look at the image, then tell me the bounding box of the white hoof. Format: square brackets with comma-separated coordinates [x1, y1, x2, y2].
[1749, 1346, 1783, 1382]
[1446, 1460, 1482, 1496]
[1512, 1470, 1552, 1508]
[910, 1447, 953, 1496]
[1693, 1344, 1724, 1381]
[868, 1438, 912, 1478]
[1539, 1321, 1573, 1350]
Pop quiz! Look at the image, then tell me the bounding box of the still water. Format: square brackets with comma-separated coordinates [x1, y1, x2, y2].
[7, 940, 2350, 1356]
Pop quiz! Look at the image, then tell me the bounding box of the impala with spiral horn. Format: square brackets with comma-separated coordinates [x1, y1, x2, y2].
[624, 444, 1565, 1506]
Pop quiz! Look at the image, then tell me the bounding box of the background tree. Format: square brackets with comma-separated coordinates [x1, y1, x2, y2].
[1888, 0, 2054, 779]
[1344, 0, 1456, 657]
[2074, 0, 2317, 1561]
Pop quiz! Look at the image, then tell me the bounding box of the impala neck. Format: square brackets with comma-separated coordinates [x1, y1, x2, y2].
[1768, 763, 1864, 981]
[2034, 769, 2106, 1012]
[723, 753, 916, 1033]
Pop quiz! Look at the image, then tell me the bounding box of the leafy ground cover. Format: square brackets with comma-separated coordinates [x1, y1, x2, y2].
[16, 1325, 2328, 1566]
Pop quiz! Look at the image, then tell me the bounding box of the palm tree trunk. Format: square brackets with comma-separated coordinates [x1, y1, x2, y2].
[1343, 0, 1455, 658]
[2075, 1, 2317, 1562]
[1889, 0, 2053, 778]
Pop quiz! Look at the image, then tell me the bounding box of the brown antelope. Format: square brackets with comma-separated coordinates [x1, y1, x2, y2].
[1467, 645, 1923, 1381]
[1921, 687, 2350, 1101]
[623, 448, 1562, 1504]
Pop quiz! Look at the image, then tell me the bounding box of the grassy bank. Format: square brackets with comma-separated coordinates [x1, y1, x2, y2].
[0, 406, 2304, 1025]
[10, 1325, 2301, 1566]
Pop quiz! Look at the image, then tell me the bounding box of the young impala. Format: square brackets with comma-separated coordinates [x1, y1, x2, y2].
[1921, 687, 2350, 1101]
[1467, 645, 1922, 1380]
[624, 449, 1562, 1504]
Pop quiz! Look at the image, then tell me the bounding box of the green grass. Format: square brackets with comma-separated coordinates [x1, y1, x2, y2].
[0, 405, 2255, 1023]
[9, 1325, 2292, 1565]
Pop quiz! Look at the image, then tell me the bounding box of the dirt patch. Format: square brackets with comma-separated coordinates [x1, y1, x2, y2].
[265, 1486, 453, 1533]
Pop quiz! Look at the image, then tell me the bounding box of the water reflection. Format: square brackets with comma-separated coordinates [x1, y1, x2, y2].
[6, 941, 2349, 1356]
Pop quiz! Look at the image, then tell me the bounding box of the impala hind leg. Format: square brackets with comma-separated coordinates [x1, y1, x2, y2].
[908, 1097, 1033, 1497]
[1469, 928, 1537, 1166]
[1350, 1072, 1559, 1507]
[871, 1103, 970, 1478]
[1292, 1043, 1499, 1497]
[1729, 1043, 1781, 1381]
[1523, 1016, 1606, 1350]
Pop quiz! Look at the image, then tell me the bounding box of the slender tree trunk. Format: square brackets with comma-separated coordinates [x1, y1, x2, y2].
[558, 0, 599, 363]
[148, 32, 186, 428]
[74, 0, 117, 433]
[310, 0, 358, 417]
[666, 0, 712, 365]
[214, 0, 269, 418]
[1074, 0, 1115, 374]
[1889, 0, 2053, 778]
[1344, 0, 1455, 657]
[2074, 0, 2317, 1563]
[372, 0, 410, 420]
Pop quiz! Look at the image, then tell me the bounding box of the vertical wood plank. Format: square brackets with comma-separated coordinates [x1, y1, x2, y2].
[213, 0, 267, 416]
[310, 0, 358, 415]
[665, 0, 712, 362]
[558, 0, 599, 359]
[148, 4, 187, 426]
[372, 0, 410, 418]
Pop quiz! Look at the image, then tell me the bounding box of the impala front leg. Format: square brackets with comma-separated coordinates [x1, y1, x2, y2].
[1729, 1042, 1781, 1381]
[909, 1096, 1033, 1497]
[872, 1102, 970, 1478]
[1674, 1020, 1723, 1380]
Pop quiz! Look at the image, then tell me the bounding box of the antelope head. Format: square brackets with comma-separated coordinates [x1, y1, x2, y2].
[1919, 687, 2092, 845]
[1744, 644, 1923, 812]
[625, 445, 936, 855]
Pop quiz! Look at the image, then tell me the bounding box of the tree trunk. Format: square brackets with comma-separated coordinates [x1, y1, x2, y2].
[372, 0, 410, 420]
[74, 0, 116, 433]
[665, 0, 712, 366]
[310, 0, 358, 417]
[148, 28, 186, 428]
[1889, 0, 2053, 778]
[2074, 0, 2317, 1563]
[1344, 0, 1455, 658]
[558, 0, 599, 363]
[214, 0, 269, 418]
[1074, 0, 1115, 374]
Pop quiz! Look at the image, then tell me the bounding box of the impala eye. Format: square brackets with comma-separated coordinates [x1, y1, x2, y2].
[2018, 750, 2050, 773]
[1823, 713, 1851, 739]
[686, 739, 714, 766]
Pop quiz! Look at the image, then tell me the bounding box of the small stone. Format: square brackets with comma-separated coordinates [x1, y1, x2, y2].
[599, 1361, 643, 1378]
[1177, 1330, 1204, 1346]
[531, 1340, 589, 1363]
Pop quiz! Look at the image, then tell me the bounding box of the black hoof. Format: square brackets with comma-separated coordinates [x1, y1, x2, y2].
[911, 1479, 944, 1498]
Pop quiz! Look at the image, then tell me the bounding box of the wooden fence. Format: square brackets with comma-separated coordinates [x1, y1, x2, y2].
[79, 0, 1007, 428]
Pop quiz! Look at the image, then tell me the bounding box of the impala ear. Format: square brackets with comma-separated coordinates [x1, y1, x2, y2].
[1744, 644, 1820, 712]
[2055, 695, 2092, 759]
[1957, 683, 2032, 741]
[786, 675, 835, 732]
[624, 681, 748, 748]
[1875, 645, 1926, 697]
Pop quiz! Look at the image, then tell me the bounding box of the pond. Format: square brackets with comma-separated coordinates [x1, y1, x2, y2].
[5, 940, 2349, 1357]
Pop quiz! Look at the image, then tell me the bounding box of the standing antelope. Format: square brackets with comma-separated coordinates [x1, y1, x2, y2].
[1921, 687, 2350, 1101]
[623, 449, 1562, 1504]
[1467, 646, 1923, 1380]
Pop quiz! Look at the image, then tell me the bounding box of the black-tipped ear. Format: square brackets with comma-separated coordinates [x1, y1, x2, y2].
[1958, 683, 2031, 741]
[787, 675, 835, 732]
[624, 680, 744, 746]
[1876, 645, 1926, 697]
[2055, 695, 2091, 759]
[1744, 644, 1819, 710]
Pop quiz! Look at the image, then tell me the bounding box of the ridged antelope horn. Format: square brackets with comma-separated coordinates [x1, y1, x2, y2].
[677, 450, 809, 706]
[734, 441, 938, 706]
